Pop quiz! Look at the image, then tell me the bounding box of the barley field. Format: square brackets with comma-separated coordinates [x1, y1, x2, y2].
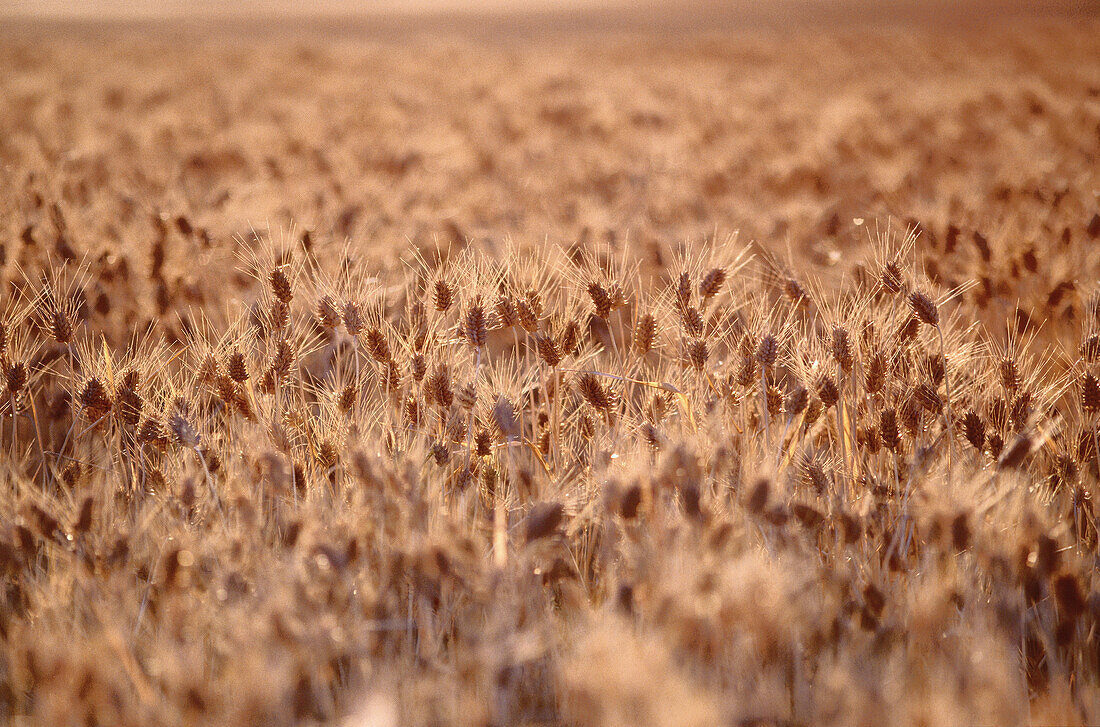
[2, 5, 1100, 726]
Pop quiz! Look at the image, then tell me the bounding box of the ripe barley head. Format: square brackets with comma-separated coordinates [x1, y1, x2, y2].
[908, 290, 939, 327]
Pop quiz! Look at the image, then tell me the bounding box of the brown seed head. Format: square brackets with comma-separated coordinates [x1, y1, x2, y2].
[462, 296, 488, 349]
[785, 384, 808, 416]
[634, 313, 657, 356]
[803, 458, 829, 494]
[268, 299, 290, 332]
[115, 370, 143, 429]
[880, 409, 900, 451]
[675, 272, 692, 313]
[686, 338, 709, 370]
[269, 265, 293, 304]
[736, 355, 756, 387]
[137, 417, 167, 449]
[475, 428, 492, 457]
[557, 319, 580, 357]
[755, 333, 778, 367]
[861, 425, 881, 455]
[516, 296, 540, 333]
[5, 360, 27, 397]
[342, 300, 364, 336]
[1000, 357, 1020, 393]
[816, 374, 839, 409]
[1051, 454, 1078, 492]
[495, 295, 517, 329]
[404, 395, 421, 425]
[433, 279, 454, 312]
[804, 397, 824, 426]
[535, 334, 562, 367]
[784, 277, 807, 305]
[316, 440, 338, 469]
[425, 364, 453, 410]
[648, 392, 673, 424]
[681, 307, 705, 338]
[411, 353, 427, 383]
[865, 351, 886, 394]
[908, 290, 939, 327]
[430, 442, 449, 466]
[831, 326, 854, 372]
[962, 410, 985, 451]
[49, 307, 74, 345]
[492, 395, 520, 439]
[1082, 334, 1100, 364]
[577, 372, 613, 411]
[608, 283, 627, 311]
[215, 373, 240, 413]
[1010, 390, 1032, 430]
[338, 384, 358, 413]
[79, 377, 112, 421]
[457, 383, 477, 411]
[881, 260, 904, 294]
[987, 432, 1005, 459]
[588, 281, 612, 319]
[896, 316, 919, 345]
[197, 351, 219, 386]
[899, 395, 922, 436]
[1082, 372, 1100, 414]
[365, 326, 390, 363]
[226, 349, 248, 382]
[699, 267, 726, 305]
[766, 383, 782, 417]
[169, 412, 200, 448]
[271, 338, 295, 376]
[925, 352, 945, 386]
[384, 360, 401, 393]
[317, 294, 341, 329]
[230, 384, 254, 419]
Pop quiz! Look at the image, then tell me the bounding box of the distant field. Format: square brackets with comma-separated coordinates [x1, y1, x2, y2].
[1, 8, 1100, 727]
[2, 0, 1091, 24]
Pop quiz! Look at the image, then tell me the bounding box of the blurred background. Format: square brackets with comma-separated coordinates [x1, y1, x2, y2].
[3, 0, 1093, 28]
